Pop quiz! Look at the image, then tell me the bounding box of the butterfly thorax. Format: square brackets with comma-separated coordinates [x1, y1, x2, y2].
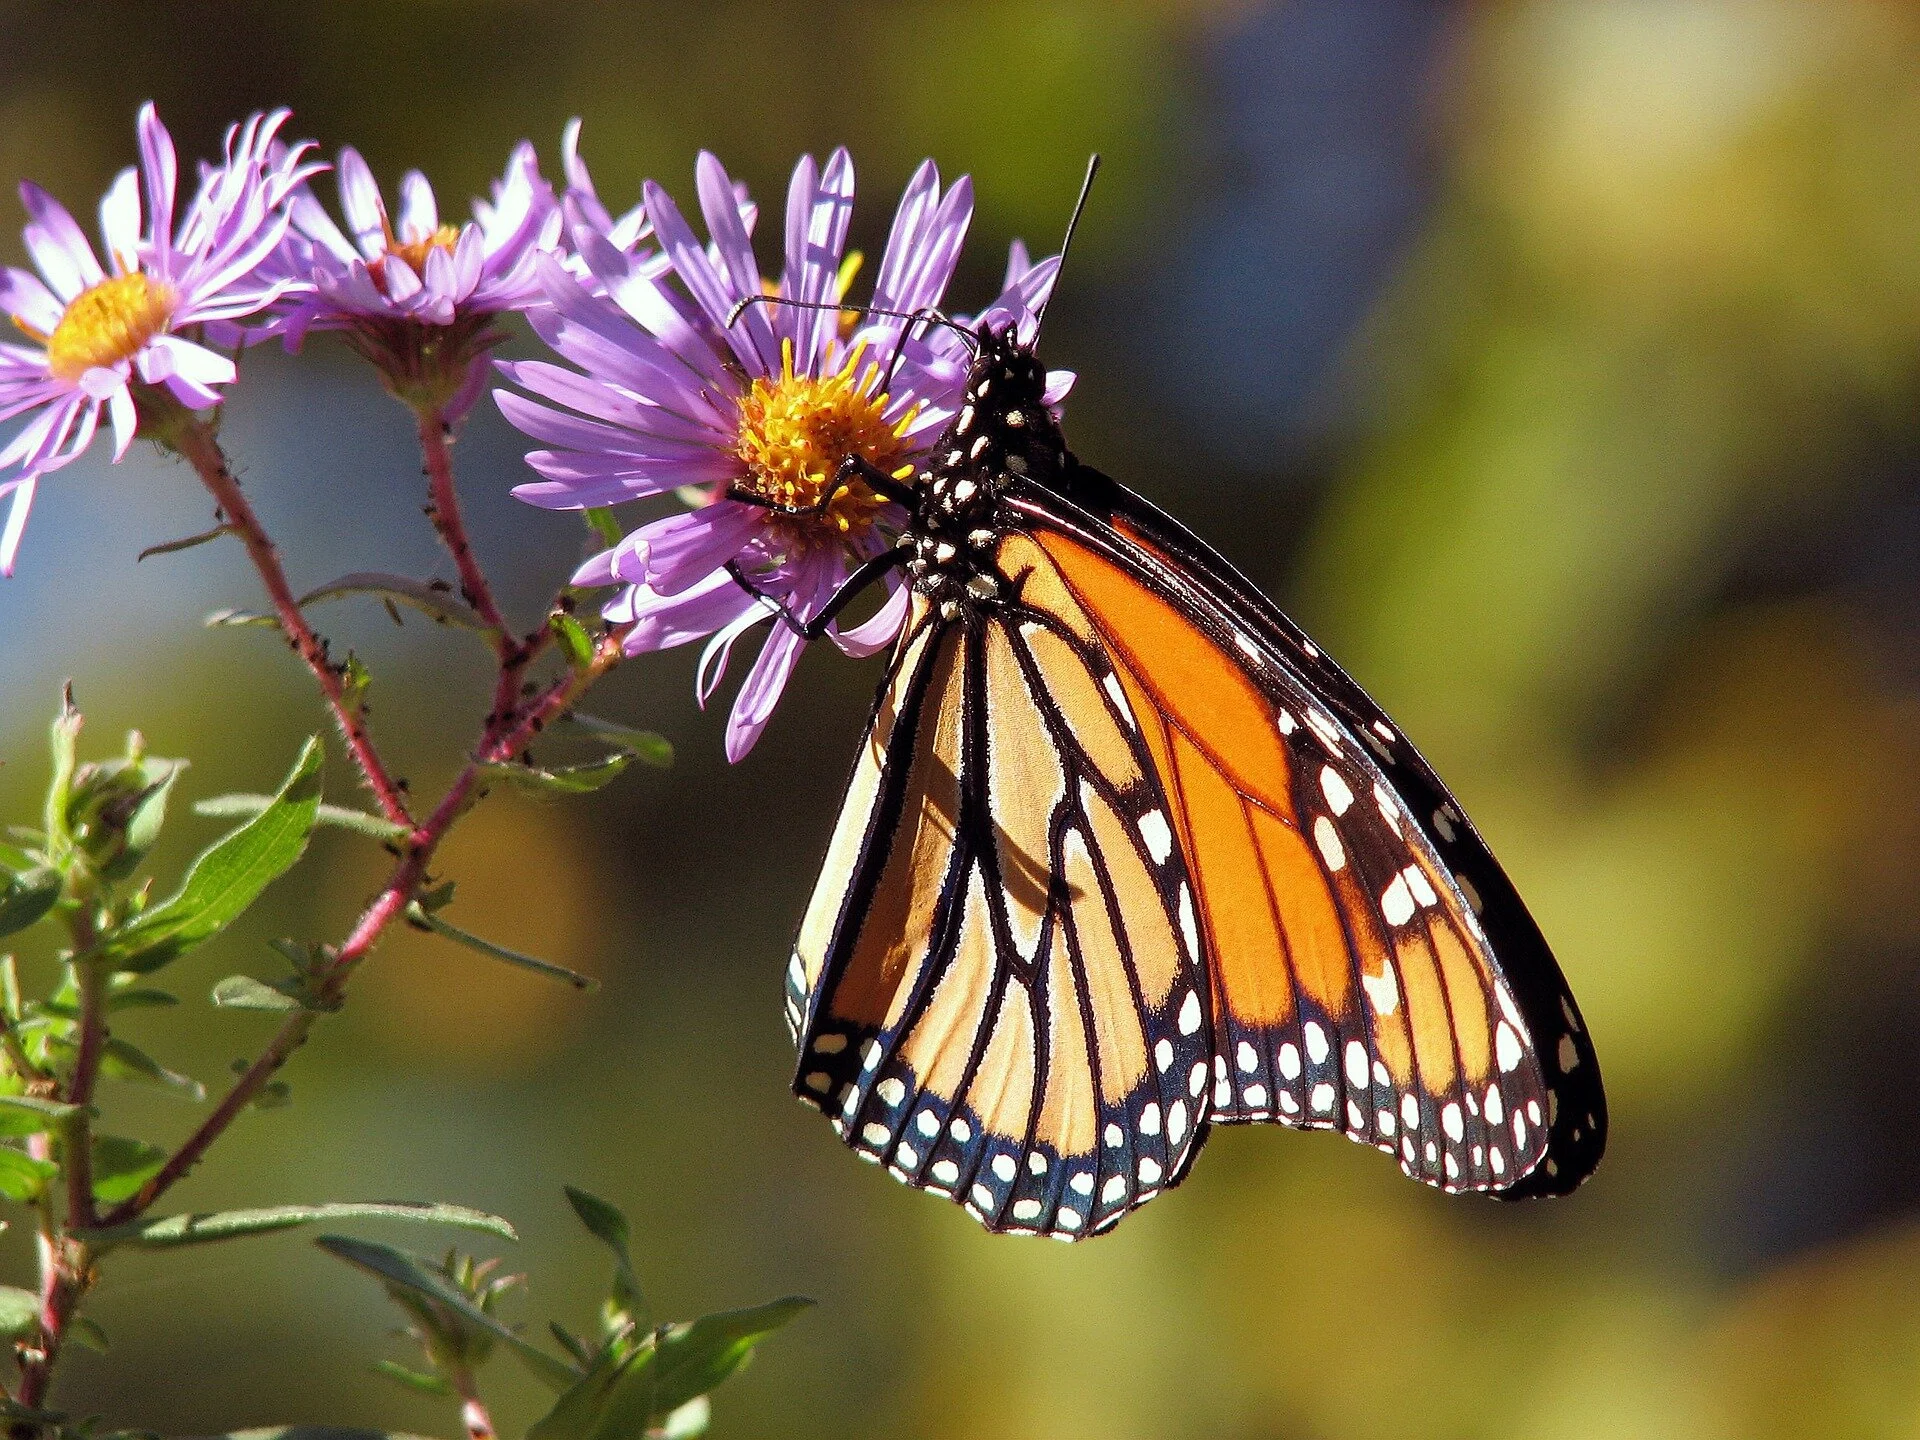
[906, 326, 1067, 620]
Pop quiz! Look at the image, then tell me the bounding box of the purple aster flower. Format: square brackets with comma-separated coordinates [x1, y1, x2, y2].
[0, 104, 313, 575]
[268, 137, 562, 413]
[497, 149, 1066, 760]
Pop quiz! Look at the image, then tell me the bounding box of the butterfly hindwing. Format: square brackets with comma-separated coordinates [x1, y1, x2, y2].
[791, 591, 1214, 1239]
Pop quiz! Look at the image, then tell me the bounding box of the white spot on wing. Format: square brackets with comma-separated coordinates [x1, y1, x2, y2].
[876, 1078, 905, 1107]
[1138, 810, 1174, 864]
[1320, 767, 1354, 816]
[1178, 990, 1202, 1036]
[1361, 963, 1400, 1016]
[1304, 1022, 1329, 1065]
[1311, 1082, 1335, 1113]
[1381, 874, 1415, 927]
[1344, 1041, 1369, 1088]
[1177, 885, 1200, 960]
[1103, 673, 1136, 727]
[1279, 1043, 1302, 1079]
[1237, 1041, 1258, 1073]
[1313, 816, 1346, 871]
[1496, 1022, 1523, 1075]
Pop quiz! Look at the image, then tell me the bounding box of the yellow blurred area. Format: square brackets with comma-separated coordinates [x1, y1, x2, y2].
[339, 798, 606, 1071]
[1, 0, 1919, 1436]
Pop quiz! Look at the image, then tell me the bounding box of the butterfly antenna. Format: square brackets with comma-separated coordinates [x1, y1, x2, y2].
[1034, 153, 1100, 334]
[726, 293, 978, 355]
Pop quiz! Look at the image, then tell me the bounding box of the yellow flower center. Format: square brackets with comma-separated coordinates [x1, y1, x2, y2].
[36, 273, 175, 383]
[371, 224, 461, 294]
[733, 339, 916, 545]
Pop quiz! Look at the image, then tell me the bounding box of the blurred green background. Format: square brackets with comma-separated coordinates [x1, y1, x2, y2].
[4, 0, 1920, 1435]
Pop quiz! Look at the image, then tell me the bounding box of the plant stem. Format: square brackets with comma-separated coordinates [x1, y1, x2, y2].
[418, 407, 511, 645]
[61, 956, 107, 1231]
[92, 631, 625, 1229]
[172, 418, 414, 829]
[449, 1359, 498, 1440]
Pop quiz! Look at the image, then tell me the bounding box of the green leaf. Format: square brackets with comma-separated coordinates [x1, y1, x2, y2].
[0, 1284, 40, 1340]
[138, 522, 237, 562]
[613, 1299, 812, 1428]
[99, 759, 185, 880]
[100, 1036, 205, 1100]
[66, 1313, 109, 1352]
[562, 713, 674, 769]
[530, 1298, 811, 1440]
[372, 1359, 453, 1395]
[564, 1187, 644, 1318]
[90, 1135, 167, 1204]
[193, 794, 409, 843]
[204, 607, 280, 629]
[551, 1322, 594, 1368]
[315, 1235, 580, 1393]
[478, 752, 632, 796]
[210, 975, 301, 1012]
[298, 571, 490, 632]
[0, 1095, 83, 1138]
[582, 508, 624, 551]
[551, 612, 596, 669]
[0, 1145, 59, 1202]
[0, 868, 62, 940]
[46, 690, 82, 847]
[86, 1200, 515, 1252]
[102, 738, 323, 974]
[406, 904, 597, 991]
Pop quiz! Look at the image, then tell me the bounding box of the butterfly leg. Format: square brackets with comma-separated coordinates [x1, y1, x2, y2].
[727, 453, 917, 516]
[726, 543, 911, 641]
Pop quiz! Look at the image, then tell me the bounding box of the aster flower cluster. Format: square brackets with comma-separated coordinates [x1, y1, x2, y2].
[502, 149, 1070, 758]
[1, 102, 1069, 757]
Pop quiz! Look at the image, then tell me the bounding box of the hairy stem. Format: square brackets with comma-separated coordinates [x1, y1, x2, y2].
[172, 419, 414, 829]
[61, 955, 107, 1231]
[93, 631, 625, 1228]
[418, 407, 511, 644]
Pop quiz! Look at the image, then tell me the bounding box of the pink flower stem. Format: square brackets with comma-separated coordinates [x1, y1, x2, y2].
[92, 629, 625, 1231]
[173, 419, 415, 829]
[417, 405, 512, 646]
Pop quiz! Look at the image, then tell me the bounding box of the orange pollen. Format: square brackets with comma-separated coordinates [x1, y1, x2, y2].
[372, 223, 461, 293]
[733, 339, 917, 545]
[42, 272, 175, 383]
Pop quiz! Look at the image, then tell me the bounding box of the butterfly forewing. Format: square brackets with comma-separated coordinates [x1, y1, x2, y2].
[1008, 477, 1602, 1196]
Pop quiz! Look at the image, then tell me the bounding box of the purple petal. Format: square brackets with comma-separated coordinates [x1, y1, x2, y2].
[637, 501, 762, 595]
[18, 184, 104, 300]
[98, 168, 143, 272]
[137, 104, 178, 269]
[832, 571, 910, 657]
[0, 266, 63, 336]
[725, 620, 805, 762]
[107, 385, 137, 459]
[0, 475, 37, 575]
[397, 170, 438, 238]
[334, 148, 389, 260]
[695, 152, 777, 369]
[645, 176, 768, 377]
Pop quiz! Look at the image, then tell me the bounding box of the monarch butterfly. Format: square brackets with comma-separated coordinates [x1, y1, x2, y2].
[748, 168, 1605, 1240]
